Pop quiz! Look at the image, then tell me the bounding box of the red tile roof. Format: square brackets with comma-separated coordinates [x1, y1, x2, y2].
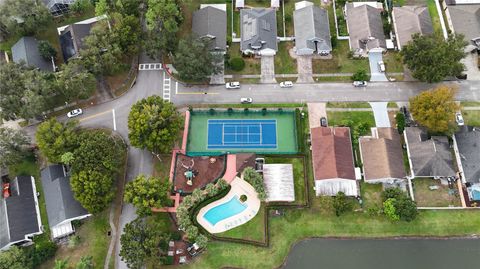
[311, 127, 356, 180]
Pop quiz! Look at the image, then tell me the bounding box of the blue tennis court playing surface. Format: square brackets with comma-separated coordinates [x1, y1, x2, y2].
[207, 119, 277, 149]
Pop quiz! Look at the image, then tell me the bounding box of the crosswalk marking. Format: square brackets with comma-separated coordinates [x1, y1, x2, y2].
[163, 72, 171, 102]
[138, 63, 162, 71]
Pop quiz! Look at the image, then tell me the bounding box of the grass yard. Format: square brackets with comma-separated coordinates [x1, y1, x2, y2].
[184, 206, 480, 269]
[461, 101, 480, 107]
[360, 182, 383, 209]
[215, 204, 267, 242]
[383, 52, 404, 73]
[326, 102, 371, 108]
[225, 43, 261, 75]
[412, 179, 462, 207]
[274, 42, 297, 74]
[153, 154, 173, 180]
[387, 102, 398, 108]
[264, 156, 307, 205]
[426, 0, 443, 35]
[462, 110, 480, 126]
[312, 41, 370, 74]
[326, 111, 375, 131]
[315, 76, 352, 82]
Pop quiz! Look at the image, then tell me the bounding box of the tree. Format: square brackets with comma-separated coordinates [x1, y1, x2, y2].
[0, 127, 30, 168]
[120, 218, 169, 269]
[332, 192, 352, 217]
[0, 246, 30, 269]
[394, 195, 418, 222]
[351, 69, 369, 81]
[61, 152, 75, 166]
[95, 0, 112, 16]
[0, 0, 52, 36]
[396, 112, 405, 134]
[36, 119, 78, 163]
[76, 256, 93, 269]
[228, 57, 245, 71]
[243, 167, 266, 200]
[383, 198, 400, 221]
[145, 0, 182, 56]
[401, 34, 467, 83]
[173, 37, 223, 81]
[409, 86, 460, 134]
[381, 188, 418, 222]
[128, 96, 183, 153]
[124, 175, 171, 216]
[56, 60, 97, 102]
[71, 170, 116, 213]
[110, 13, 141, 55]
[37, 40, 57, 60]
[70, 0, 93, 14]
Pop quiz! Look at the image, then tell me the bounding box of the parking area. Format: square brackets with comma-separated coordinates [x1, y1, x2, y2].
[297, 55, 314, 83]
[261, 55, 276, 83]
[368, 51, 388, 81]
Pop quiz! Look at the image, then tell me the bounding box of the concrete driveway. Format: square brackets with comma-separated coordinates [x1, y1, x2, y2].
[369, 102, 391, 127]
[297, 55, 314, 83]
[307, 103, 327, 128]
[368, 51, 388, 82]
[261, 55, 276, 83]
[462, 51, 480, 81]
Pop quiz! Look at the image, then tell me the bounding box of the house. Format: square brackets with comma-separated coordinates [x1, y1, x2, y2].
[11, 37, 54, 72]
[41, 165, 91, 239]
[404, 127, 456, 178]
[293, 2, 332, 56]
[345, 3, 386, 56]
[57, 15, 107, 61]
[392, 6, 433, 50]
[236, 0, 244, 9]
[311, 127, 358, 196]
[445, 4, 480, 43]
[0, 175, 43, 250]
[240, 8, 278, 55]
[192, 5, 227, 52]
[359, 127, 406, 183]
[42, 0, 76, 17]
[453, 126, 480, 185]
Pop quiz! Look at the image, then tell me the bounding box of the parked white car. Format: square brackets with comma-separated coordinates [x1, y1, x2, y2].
[353, 81, 368, 87]
[67, 108, 83, 118]
[240, 98, 253, 104]
[377, 61, 386, 72]
[225, 82, 240, 89]
[456, 112, 464, 126]
[279, 81, 293, 88]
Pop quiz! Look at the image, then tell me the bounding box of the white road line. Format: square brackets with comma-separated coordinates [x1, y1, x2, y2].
[112, 109, 116, 131]
[176, 81, 178, 94]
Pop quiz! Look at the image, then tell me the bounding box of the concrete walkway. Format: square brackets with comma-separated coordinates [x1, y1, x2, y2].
[260, 55, 276, 83]
[369, 102, 391, 127]
[224, 72, 403, 79]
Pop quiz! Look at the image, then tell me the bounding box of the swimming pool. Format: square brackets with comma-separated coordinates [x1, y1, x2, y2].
[203, 195, 247, 226]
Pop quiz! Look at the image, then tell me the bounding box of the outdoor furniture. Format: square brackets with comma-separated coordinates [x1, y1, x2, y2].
[168, 251, 174, 256]
[429, 185, 440, 190]
[169, 241, 174, 247]
[185, 170, 193, 186]
[179, 256, 187, 264]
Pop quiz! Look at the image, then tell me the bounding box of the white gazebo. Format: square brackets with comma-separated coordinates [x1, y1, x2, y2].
[263, 164, 295, 202]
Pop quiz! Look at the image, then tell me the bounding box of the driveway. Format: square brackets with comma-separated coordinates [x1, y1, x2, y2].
[307, 103, 327, 128]
[462, 50, 480, 81]
[369, 102, 391, 127]
[368, 51, 388, 82]
[297, 55, 314, 83]
[210, 54, 225, 85]
[260, 55, 276, 83]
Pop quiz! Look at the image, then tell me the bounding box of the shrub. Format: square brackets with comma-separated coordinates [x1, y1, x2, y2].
[381, 188, 418, 222]
[351, 69, 370, 81]
[396, 112, 405, 134]
[68, 235, 80, 248]
[243, 167, 266, 200]
[229, 57, 245, 71]
[240, 194, 247, 202]
[383, 198, 400, 221]
[332, 192, 352, 217]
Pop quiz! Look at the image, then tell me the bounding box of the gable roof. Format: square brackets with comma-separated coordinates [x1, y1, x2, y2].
[240, 8, 278, 53]
[59, 23, 93, 61]
[0, 176, 42, 249]
[192, 6, 227, 51]
[11, 37, 53, 72]
[405, 127, 456, 177]
[393, 6, 433, 49]
[447, 4, 480, 41]
[294, 4, 331, 54]
[346, 3, 386, 51]
[41, 165, 89, 228]
[311, 127, 356, 181]
[360, 127, 406, 181]
[455, 126, 480, 183]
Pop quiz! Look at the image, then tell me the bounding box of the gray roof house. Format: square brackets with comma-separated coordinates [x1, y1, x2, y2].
[293, 2, 332, 56]
[12, 37, 54, 72]
[192, 6, 227, 51]
[42, 0, 76, 17]
[404, 127, 456, 178]
[345, 3, 386, 55]
[392, 6, 433, 50]
[453, 126, 480, 184]
[0, 175, 43, 250]
[41, 165, 91, 239]
[445, 4, 480, 42]
[240, 8, 278, 55]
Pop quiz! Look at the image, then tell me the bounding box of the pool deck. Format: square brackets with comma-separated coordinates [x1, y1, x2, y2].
[196, 177, 261, 234]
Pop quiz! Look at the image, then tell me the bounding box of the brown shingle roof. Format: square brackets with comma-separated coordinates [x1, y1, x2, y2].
[311, 127, 355, 180]
[392, 6, 433, 49]
[360, 128, 406, 181]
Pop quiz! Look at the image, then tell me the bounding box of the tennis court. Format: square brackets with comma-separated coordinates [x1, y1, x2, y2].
[207, 119, 277, 149]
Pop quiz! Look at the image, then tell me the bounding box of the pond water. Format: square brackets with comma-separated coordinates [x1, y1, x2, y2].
[282, 238, 480, 269]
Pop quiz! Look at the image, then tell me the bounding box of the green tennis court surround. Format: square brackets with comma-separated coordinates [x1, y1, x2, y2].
[187, 109, 298, 155]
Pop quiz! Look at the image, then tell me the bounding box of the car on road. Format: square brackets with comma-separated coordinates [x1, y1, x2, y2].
[240, 97, 253, 104]
[320, 117, 328, 127]
[279, 81, 293, 88]
[353, 81, 367, 87]
[67, 108, 83, 118]
[226, 81, 240, 89]
[377, 61, 385, 72]
[456, 112, 464, 126]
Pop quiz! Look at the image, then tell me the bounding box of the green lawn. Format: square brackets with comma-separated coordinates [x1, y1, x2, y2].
[264, 156, 307, 205]
[326, 111, 375, 131]
[215, 204, 266, 242]
[383, 52, 404, 73]
[462, 110, 480, 126]
[226, 43, 261, 75]
[461, 101, 480, 107]
[387, 102, 398, 108]
[274, 42, 296, 74]
[326, 102, 371, 108]
[313, 41, 370, 74]
[426, 0, 443, 35]
[412, 179, 461, 207]
[360, 182, 383, 209]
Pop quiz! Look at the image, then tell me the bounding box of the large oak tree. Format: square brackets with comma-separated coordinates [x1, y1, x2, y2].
[124, 174, 171, 216]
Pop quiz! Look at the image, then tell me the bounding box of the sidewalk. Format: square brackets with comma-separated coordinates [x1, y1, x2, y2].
[224, 72, 404, 79]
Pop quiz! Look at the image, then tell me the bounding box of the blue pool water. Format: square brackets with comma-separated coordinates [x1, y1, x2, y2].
[203, 195, 247, 226]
